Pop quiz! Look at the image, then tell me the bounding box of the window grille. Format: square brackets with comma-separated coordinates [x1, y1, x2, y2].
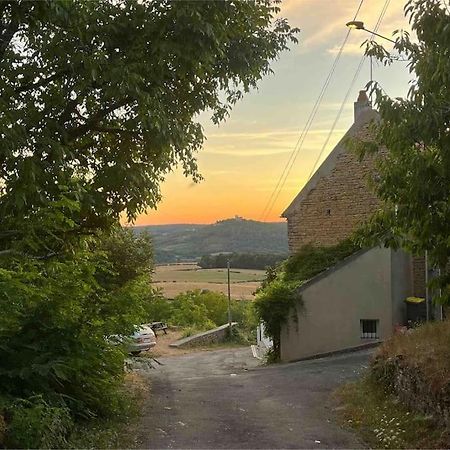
[360, 319, 379, 339]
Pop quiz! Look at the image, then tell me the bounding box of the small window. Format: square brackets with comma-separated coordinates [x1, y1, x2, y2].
[326, 208, 331, 216]
[360, 319, 379, 339]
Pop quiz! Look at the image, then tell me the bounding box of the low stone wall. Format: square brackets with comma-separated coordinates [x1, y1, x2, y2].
[371, 355, 450, 427]
[169, 323, 237, 348]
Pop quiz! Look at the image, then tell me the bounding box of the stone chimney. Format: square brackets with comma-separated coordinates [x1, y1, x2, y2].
[354, 90, 370, 122]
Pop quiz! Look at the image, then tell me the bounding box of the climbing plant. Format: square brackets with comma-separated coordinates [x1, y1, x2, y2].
[254, 239, 360, 360]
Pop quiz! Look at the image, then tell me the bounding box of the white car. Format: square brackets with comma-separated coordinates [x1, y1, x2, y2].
[128, 325, 157, 356]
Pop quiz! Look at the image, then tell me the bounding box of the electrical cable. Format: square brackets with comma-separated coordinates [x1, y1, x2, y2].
[259, 0, 365, 221]
[306, 0, 391, 180]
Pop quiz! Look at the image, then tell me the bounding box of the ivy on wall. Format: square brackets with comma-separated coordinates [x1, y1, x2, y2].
[254, 239, 360, 360]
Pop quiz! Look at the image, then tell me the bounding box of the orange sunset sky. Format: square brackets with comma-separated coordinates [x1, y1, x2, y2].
[134, 0, 411, 226]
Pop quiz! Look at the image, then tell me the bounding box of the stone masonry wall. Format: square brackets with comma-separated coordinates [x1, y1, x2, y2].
[286, 123, 380, 251]
[285, 117, 424, 299]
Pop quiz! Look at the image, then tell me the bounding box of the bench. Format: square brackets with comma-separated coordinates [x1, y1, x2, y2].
[150, 321, 168, 335]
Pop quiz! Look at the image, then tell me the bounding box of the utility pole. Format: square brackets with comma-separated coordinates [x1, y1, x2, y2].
[227, 259, 232, 330]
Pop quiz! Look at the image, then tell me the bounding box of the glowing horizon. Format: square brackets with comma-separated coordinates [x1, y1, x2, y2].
[135, 0, 411, 226]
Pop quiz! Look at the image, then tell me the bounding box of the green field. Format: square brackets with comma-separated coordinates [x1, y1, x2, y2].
[152, 264, 265, 300]
[154, 264, 265, 284]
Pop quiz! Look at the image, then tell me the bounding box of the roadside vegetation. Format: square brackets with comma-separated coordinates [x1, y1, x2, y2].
[335, 1, 450, 445]
[337, 376, 447, 448]
[147, 290, 258, 344]
[337, 321, 450, 448]
[0, 228, 156, 448]
[0, 1, 297, 447]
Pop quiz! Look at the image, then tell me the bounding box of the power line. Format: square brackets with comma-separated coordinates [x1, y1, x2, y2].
[261, 0, 392, 221]
[259, 29, 349, 221]
[306, 0, 391, 180]
[259, 0, 365, 222]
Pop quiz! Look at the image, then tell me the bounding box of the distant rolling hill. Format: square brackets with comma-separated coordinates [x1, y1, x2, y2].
[134, 217, 288, 263]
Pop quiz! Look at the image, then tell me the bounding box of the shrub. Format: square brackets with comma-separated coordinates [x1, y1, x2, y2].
[150, 290, 257, 343]
[171, 290, 228, 329]
[4, 396, 73, 449]
[0, 254, 142, 418]
[230, 300, 258, 343]
[146, 293, 174, 323]
[0, 227, 156, 444]
[283, 239, 359, 283]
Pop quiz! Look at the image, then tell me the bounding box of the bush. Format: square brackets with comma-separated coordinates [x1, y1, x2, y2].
[4, 396, 73, 449]
[171, 290, 228, 329]
[0, 227, 156, 444]
[150, 290, 258, 343]
[0, 254, 146, 419]
[146, 293, 174, 324]
[283, 239, 359, 283]
[230, 300, 258, 343]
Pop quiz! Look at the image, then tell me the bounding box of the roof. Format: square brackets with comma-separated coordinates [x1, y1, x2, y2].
[282, 105, 379, 218]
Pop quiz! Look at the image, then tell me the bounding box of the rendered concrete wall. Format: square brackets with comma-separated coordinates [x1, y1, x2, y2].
[391, 250, 412, 327]
[169, 323, 236, 348]
[280, 247, 412, 362]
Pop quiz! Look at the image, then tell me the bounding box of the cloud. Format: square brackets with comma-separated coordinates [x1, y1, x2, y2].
[206, 128, 347, 140]
[202, 127, 349, 157]
[281, 0, 409, 53]
[327, 41, 367, 56]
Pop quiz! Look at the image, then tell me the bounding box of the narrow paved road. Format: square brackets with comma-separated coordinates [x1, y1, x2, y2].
[137, 348, 370, 449]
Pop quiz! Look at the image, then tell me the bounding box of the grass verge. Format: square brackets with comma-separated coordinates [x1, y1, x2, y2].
[67, 372, 149, 449]
[335, 375, 449, 449]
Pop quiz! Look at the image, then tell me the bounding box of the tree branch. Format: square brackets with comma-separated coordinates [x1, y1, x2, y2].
[16, 69, 70, 93]
[91, 126, 134, 135]
[0, 249, 60, 260]
[65, 97, 133, 141]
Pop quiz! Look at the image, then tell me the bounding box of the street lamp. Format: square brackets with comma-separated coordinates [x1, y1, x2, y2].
[347, 20, 433, 321]
[346, 20, 397, 104]
[346, 20, 396, 44]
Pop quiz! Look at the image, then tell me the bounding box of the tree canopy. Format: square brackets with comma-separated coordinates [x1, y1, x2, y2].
[357, 0, 450, 301]
[0, 2, 298, 445]
[0, 0, 298, 255]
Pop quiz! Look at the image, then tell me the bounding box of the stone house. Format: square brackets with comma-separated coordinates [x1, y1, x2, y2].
[279, 91, 424, 362]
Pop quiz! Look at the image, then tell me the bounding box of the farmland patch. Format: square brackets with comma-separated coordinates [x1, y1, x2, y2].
[152, 264, 264, 299]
